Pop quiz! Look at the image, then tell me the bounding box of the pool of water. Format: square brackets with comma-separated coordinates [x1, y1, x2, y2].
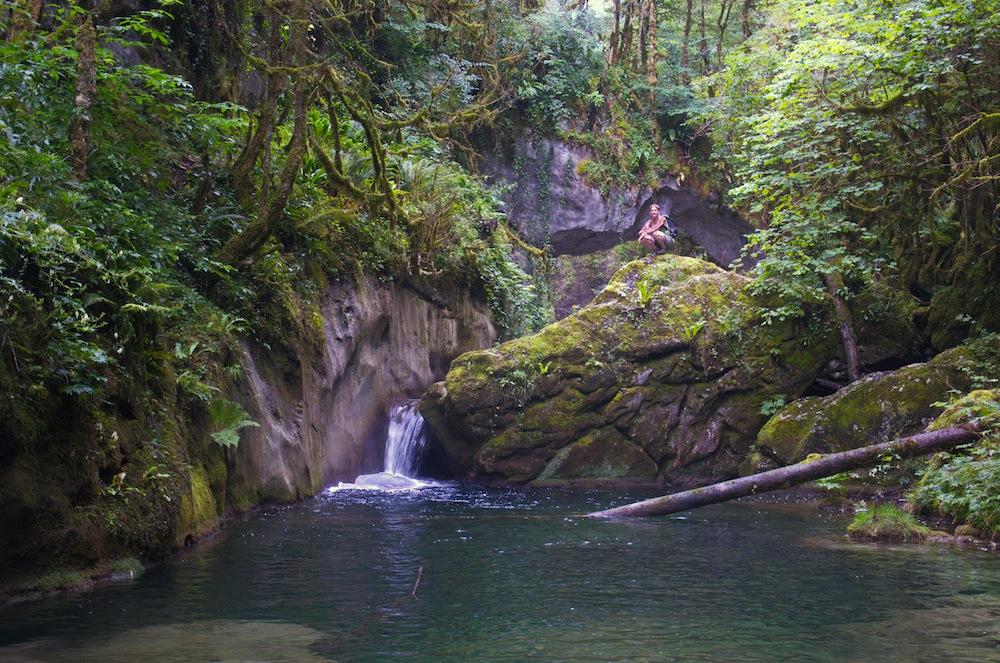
[2, 484, 999, 662]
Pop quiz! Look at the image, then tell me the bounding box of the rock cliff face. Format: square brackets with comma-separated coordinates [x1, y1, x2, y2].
[421, 255, 837, 485]
[0, 277, 493, 580]
[482, 137, 753, 320]
[481, 137, 751, 266]
[229, 277, 495, 505]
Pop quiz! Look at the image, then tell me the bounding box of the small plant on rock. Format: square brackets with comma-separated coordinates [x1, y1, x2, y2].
[847, 503, 931, 543]
[635, 279, 655, 308]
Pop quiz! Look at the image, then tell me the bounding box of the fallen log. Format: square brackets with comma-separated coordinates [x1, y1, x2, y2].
[588, 424, 981, 518]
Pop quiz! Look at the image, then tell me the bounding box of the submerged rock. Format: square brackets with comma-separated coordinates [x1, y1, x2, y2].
[745, 346, 975, 471]
[421, 254, 838, 484]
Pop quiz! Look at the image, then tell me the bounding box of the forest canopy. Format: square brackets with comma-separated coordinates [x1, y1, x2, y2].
[1, 0, 998, 412]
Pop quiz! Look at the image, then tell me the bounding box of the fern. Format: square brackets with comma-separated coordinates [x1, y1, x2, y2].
[208, 399, 259, 448]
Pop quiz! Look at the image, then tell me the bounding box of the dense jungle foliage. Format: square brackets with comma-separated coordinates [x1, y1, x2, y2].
[1, 0, 998, 569]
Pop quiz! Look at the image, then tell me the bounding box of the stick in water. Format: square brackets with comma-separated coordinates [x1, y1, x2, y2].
[410, 566, 423, 598]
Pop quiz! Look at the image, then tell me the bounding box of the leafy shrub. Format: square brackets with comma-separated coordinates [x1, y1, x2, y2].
[909, 386, 1000, 536]
[474, 235, 552, 339]
[911, 442, 1000, 536]
[759, 395, 787, 417]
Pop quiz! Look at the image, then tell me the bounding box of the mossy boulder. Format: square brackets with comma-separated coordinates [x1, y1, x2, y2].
[421, 254, 840, 484]
[745, 346, 975, 472]
[926, 387, 1000, 431]
[851, 283, 925, 367]
[927, 265, 1000, 351]
[535, 428, 658, 481]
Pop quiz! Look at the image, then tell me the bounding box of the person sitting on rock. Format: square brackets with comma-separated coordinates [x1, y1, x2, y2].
[638, 204, 677, 253]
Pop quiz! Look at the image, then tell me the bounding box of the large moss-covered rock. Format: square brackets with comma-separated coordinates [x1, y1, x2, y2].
[744, 346, 977, 471]
[926, 260, 1000, 352]
[421, 254, 840, 484]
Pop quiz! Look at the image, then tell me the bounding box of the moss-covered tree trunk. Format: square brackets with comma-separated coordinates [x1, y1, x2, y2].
[6, 0, 44, 42]
[824, 271, 862, 383]
[217, 0, 309, 265]
[217, 76, 309, 265]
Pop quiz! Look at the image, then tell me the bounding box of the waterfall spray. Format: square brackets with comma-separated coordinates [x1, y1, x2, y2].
[330, 400, 431, 491]
[384, 401, 427, 478]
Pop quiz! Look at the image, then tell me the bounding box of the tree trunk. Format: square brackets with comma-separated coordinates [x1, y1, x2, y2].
[644, 0, 657, 90]
[589, 424, 980, 518]
[608, 0, 621, 65]
[680, 0, 692, 83]
[715, 0, 734, 71]
[231, 13, 283, 204]
[823, 271, 863, 383]
[740, 0, 753, 39]
[620, 0, 636, 66]
[68, 15, 95, 180]
[698, 0, 710, 77]
[7, 0, 44, 41]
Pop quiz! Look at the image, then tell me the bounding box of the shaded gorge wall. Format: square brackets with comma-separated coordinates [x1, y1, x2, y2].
[0, 276, 494, 582]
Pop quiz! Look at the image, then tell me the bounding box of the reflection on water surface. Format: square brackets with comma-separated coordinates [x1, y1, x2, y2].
[2, 484, 998, 662]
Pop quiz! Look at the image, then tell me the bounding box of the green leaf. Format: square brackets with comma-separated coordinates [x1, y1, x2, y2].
[207, 398, 259, 448]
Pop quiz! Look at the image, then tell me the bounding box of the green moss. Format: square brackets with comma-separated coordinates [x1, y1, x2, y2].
[594, 255, 725, 307]
[848, 503, 931, 542]
[751, 399, 822, 465]
[954, 523, 982, 537]
[535, 429, 657, 481]
[175, 466, 219, 547]
[927, 271, 1000, 351]
[928, 388, 1000, 431]
[6, 556, 144, 598]
[752, 349, 971, 466]
[851, 282, 922, 364]
[30, 568, 94, 593]
[519, 388, 598, 435]
[108, 557, 145, 578]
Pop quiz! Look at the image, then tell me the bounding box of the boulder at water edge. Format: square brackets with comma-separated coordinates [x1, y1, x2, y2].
[421, 255, 841, 485]
[744, 340, 999, 471]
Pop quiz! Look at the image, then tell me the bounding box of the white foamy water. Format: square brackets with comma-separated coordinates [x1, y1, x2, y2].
[329, 401, 433, 492]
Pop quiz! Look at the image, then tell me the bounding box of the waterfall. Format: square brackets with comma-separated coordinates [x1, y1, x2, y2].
[383, 401, 427, 478]
[329, 400, 431, 492]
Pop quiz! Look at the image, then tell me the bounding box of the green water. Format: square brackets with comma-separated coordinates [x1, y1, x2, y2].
[2, 484, 999, 662]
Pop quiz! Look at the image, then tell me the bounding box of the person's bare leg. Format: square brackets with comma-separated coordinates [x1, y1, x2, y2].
[639, 236, 656, 252]
[653, 233, 670, 253]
